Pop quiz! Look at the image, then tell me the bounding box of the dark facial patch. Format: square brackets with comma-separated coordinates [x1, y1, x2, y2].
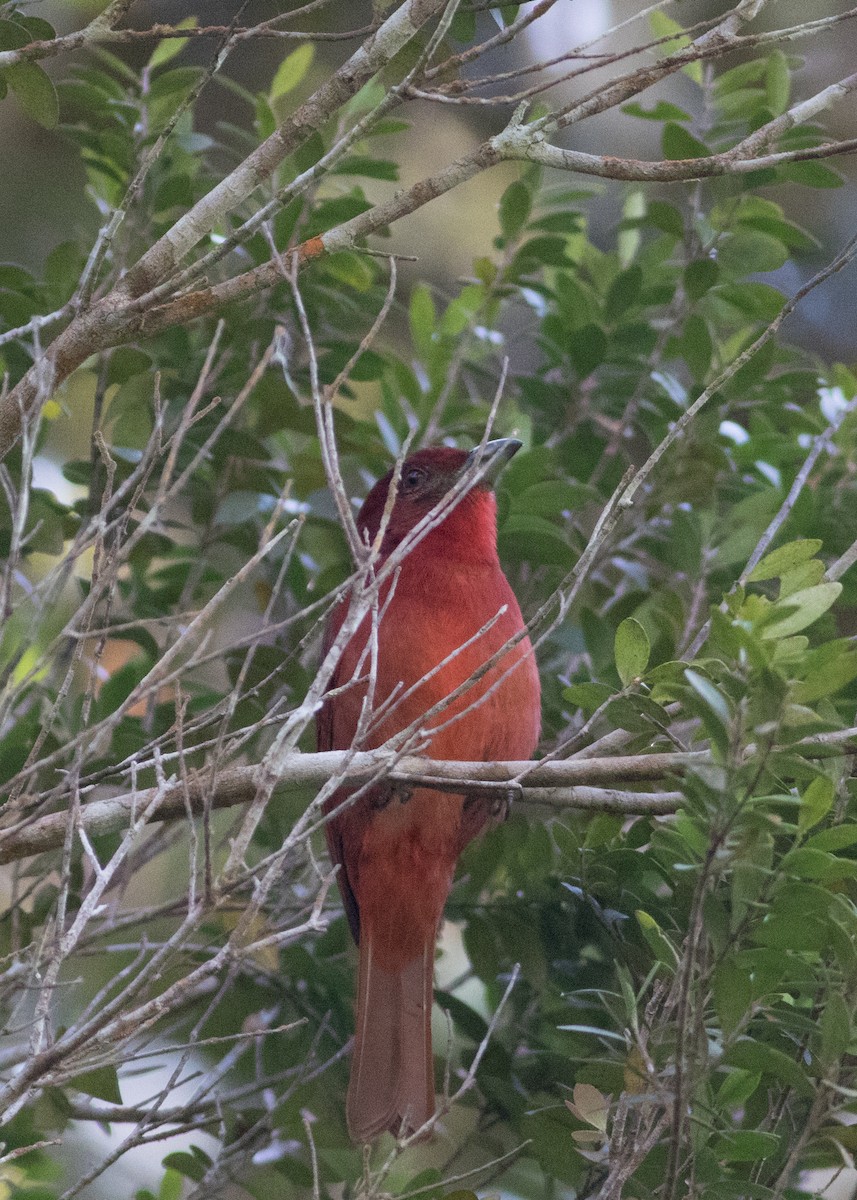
[359, 448, 470, 548]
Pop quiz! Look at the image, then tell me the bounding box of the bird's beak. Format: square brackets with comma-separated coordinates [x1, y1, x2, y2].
[463, 438, 522, 488]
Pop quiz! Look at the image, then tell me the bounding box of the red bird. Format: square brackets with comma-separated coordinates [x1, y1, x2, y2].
[317, 439, 541, 1143]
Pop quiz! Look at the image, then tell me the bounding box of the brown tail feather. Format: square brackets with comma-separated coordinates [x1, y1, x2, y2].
[347, 935, 435, 1143]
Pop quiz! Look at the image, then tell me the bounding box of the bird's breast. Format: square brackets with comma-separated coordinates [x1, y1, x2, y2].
[346, 556, 539, 758]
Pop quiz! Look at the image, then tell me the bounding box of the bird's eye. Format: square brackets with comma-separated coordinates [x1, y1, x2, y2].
[402, 467, 426, 493]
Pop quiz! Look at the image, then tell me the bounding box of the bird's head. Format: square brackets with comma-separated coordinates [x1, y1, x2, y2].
[357, 438, 521, 559]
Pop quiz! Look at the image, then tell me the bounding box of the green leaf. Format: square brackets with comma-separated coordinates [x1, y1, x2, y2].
[604, 265, 642, 321]
[439, 285, 483, 335]
[716, 281, 785, 321]
[684, 258, 719, 300]
[567, 324, 607, 377]
[780, 161, 843, 189]
[715, 59, 767, 95]
[604, 694, 669, 733]
[528, 212, 583, 234]
[514, 235, 570, 268]
[16, 16, 56, 41]
[95, 656, 152, 721]
[324, 250, 375, 293]
[798, 776, 834, 834]
[781, 847, 857, 882]
[649, 12, 689, 55]
[717, 87, 766, 122]
[684, 668, 731, 726]
[739, 214, 819, 251]
[622, 100, 691, 122]
[365, 118, 410, 138]
[7, 61, 58, 128]
[716, 1068, 761, 1110]
[291, 128, 324, 173]
[662, 123, 709, 160]
[679, 313, 712, 381]
[713, 1131, 780, 1163]
[409, 283, 435, 359]
[107, 348, 152, 387]
[713, 958, 753, 1037]
[584, 813, 623, 848]
[806, 825, 857, 853]
[462, 913, 500, 982]
[434, 992, 489, 1042]
[718, 230, 790, 275]
[614, 618, 650, 686]
[761, 582, 841, 639]
[747, 539, 821, 582]
[213, 491, 270, 526]
[162, 1152, 205, 1183]
[515, 479, 593, 517]
[159, 1169, 183, 1200]
[499, 513, 571, 566]
[450, 10, 476, 42]
[523, 1109, 585, 1181]
[332, 155, 398, 181]
[819, 992, 850, 1068]
[779, 558, 824, 598]
[635, 910, 679, 970]
[646, 200, 684, 237]
[24, 492, 66, 555]
[72, 1065, 122, 1104]
[754, 919, 834, 953]
[0, 19, 30, 50]
[725, 1040, 813, 1097]
[153, 173, 193, 215]
[149, 16, 198, 68]
[765, 51, 790, 115]
[499, 180, 532, 240]
[564, 682, 613, 714]
[270, 43, 314, 101]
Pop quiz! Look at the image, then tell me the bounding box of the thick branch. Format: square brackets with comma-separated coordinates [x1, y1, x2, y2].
[1, 751, 697, 863]
[4, 730, 855, 865]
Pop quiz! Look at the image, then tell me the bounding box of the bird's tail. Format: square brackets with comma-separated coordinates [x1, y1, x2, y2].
[347, 933, 435, 1143]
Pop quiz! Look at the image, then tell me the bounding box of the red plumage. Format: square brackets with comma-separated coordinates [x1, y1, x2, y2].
[317, 441, 541, 1143]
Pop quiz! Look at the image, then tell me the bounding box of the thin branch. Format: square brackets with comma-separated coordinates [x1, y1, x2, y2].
[827, 536, 857, 582]
[502, 133, 857, 181]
